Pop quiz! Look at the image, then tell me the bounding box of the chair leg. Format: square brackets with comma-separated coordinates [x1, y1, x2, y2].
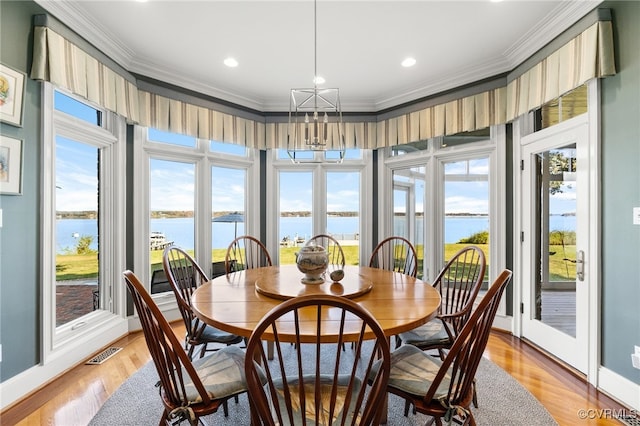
[187, 344, 196, 360]
[403, 398, 416, 416]
[403, 400, 411, 416]
[160, 409, 170, 426]
[395, 335, 402, 349]
[472, 379, 479, 408]
[199, 343, 208, 358]
[222, 399, 229, 417]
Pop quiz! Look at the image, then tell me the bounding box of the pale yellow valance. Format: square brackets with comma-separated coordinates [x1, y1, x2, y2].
[137, 91, 266, 149]
[30, 26, 140, 123]
[30, 15, 615, 151]
[263, 121, 377, 151]
[506, 21, 615, 121]
[374, 88, 506, 148]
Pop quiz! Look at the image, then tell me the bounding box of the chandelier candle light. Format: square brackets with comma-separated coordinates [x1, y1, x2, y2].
[287, 0, 346, 163]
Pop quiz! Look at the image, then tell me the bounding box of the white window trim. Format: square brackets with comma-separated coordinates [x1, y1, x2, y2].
[41, 83, 127, 366]
[132, 127, 259, 316]
[380, 128, 508, 321]
[267, 150, 373, 265]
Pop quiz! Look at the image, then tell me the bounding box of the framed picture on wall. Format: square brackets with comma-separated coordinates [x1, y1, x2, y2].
[0, 135, 23, 195]
[0, 64, 26, 127]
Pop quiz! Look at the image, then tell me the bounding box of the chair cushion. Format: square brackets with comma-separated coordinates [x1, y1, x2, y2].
[398, 319, 451, 348]
[192, 319, 242, 344]
[183, 345, 247, 403]
[371, 344, 451, 400]
[271, 374, 362, 425]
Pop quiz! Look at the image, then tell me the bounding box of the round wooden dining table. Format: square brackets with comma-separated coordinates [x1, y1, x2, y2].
[191, 264, 441, 342]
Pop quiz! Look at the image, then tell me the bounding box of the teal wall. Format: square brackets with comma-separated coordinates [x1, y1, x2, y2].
[0, 0, 46, 381]
[601, 1, 640, 383]
[0, 0, 638, 388]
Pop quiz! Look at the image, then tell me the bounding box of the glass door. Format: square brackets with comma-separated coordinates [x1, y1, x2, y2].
[521, 120, 590, 373]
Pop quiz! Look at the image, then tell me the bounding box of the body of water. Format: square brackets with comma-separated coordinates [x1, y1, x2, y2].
[56, 215, 576, 254]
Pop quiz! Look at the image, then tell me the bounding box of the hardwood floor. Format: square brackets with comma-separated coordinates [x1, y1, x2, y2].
[1, 323, 633, 426]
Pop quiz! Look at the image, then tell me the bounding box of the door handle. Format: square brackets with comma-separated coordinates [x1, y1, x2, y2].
[576, 250, 584, 281]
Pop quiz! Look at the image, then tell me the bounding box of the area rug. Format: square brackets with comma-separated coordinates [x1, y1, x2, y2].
[89, 344, 557, 426]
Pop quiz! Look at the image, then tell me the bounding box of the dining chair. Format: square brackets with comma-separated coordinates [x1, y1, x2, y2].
[122, 270, 249, 424]
[371, 269, 512, 425]
[307, 234, 346, 268]
[396, 245, 486, 355]
[368, 236, 418, 277]
[163, 246, 243, 359]
[245, 293, 391, 426]
[225, 235, 273, 273]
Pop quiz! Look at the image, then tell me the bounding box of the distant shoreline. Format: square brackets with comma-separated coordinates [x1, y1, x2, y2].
[56, 210, 575, 219]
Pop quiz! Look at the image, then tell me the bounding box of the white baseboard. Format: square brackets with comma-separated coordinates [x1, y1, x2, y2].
[492, 313, 512, 332]
[0, 322, 127, 411]
[598, 366, 640, 411]
[127, 302, 180, 331]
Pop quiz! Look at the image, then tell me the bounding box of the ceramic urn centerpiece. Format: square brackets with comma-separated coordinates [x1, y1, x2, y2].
[296, 243, 329, 284]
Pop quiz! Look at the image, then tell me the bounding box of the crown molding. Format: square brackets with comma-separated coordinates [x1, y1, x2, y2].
[130, 58, 269, 112]
[34, 0, 136, 70]
[373, 55, 512, 112]
[33, 0, 604, 114]
[503, 0, 603, 68]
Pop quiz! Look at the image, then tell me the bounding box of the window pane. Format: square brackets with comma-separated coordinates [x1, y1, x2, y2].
[212, 166, 246, 269]
[325, 148, 361, 161]
[540, 85, 587, 130]
[393, 166, 426, 278]
[279, 171, 312, 263]
[327, 172, 360, 265]
[441, 128, 490, 148]
[277, 148, 314, 161]
[391, 140, 429, 156]
[210, 141, 247, 156]
[54, 91, 101, 126]
[148, 128, 196, 148]
[534, 145, 578, 337]
[55, 136, 100, 326]
[443, 157, 490, 281]
[149, 159, 195, 292]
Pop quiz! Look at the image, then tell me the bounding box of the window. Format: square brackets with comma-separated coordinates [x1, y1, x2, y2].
[269, 150, 370, 266]
[443, 157, 490, 282]
[277, 148, 362, 162]
[210, 141, 247, 156]
[212, 166, 247, 264]
[149, 159, 195, 292]
[279, 171, 313, 262]
[42, 86, 127, 363]
[148, 128, 197, 147]
[391, 140, 429, 156]
[537, 85, 588, 130]
[393, 166, 426, 278]
[326, 172, 360, 249]
[134, 132, 257, 295]
[55, 136, 100, 325]
[383, 126, 502, 286]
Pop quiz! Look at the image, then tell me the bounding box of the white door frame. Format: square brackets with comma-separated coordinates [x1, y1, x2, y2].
[513, 80, 600, 385]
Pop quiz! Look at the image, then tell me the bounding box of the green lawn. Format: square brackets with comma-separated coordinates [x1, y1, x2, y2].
[56, 242, 576, 282]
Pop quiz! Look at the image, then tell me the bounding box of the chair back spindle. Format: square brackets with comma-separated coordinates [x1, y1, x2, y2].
[245, 294, 391, 426]
[369, 236, 418, 277]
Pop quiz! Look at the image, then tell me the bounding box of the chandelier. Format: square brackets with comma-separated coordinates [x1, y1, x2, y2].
[287, 0, 345, 163]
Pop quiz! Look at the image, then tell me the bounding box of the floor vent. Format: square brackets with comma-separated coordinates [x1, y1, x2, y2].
[86, 347, 122, 365]
[617, 414, 640, 426]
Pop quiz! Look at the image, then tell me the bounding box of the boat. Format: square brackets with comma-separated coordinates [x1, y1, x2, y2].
[150, 231, 173, 250]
